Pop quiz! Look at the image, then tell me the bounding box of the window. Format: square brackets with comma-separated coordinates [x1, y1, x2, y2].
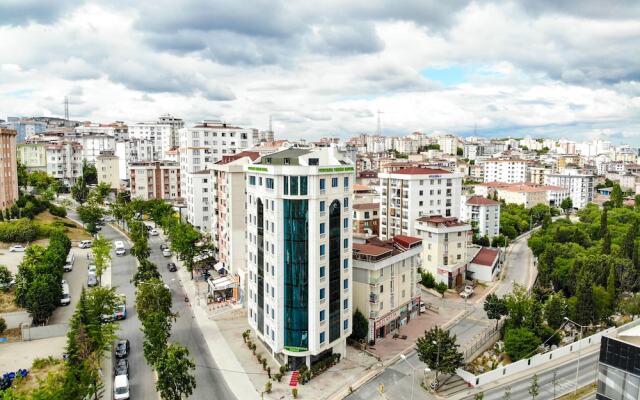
[343, 238, 349, 248]
[300, 176, 308, 195]
[343, 299, 348, 310]
[343, 259, 348, 270]
[320, 223, 325, 234]
[320, 244, 325, 256]
[343, 319, 349, 330]
[344, 177, 349, 187]
[309, 158, 319, 166]
[320, 288, 325, 299]
[332, 177, 338, 187]
[343, 218, 348, 228]
[290, 176, 298, 195]
[284, 176, 288, 195]
[266, 178, 274, 189]
[320, 310, 325, 321]
[343, 279, 349, 289]
[320, 332, 325, 343]
[249, 176, 256, 185]
[320, 179, 326, 190]
[320, 266, 325, 278]
[320, 201, 325, 212]
[258, 177, 263, 186]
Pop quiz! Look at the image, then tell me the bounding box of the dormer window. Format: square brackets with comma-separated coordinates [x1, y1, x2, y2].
[309, 158, 319, 166]
[284, 158, 290, 165]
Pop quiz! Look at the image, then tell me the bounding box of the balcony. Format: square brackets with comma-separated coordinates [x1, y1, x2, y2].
[369, 294, 379, 304]
[370, 310, 379, 319]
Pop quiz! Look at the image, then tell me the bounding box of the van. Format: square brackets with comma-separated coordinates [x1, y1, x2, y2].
[113, 375, 130, 400]
[60, 282, 71, 306]
[114, 241, 126, 256]
[79, 240, 92, 249]
[63, 253, 75, 272]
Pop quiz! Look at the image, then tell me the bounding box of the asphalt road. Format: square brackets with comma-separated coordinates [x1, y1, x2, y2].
[349, 233, 537, 400]
[147, 231, 236, 400]
[50, 246, 89, 324]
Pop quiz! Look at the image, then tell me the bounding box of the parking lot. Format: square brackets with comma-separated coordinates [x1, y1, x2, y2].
[50, 246, 91, 325]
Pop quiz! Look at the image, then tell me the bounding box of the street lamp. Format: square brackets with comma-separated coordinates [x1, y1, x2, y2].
[564, 317, 601, 396]
[399, 354, 430, 400]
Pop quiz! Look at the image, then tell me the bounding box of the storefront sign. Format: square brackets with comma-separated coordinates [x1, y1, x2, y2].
[376, 310, 400, 327]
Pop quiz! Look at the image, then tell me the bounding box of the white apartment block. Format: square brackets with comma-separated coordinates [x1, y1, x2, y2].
[75, 122, 128, 140]
[17, 143, 47, 172]
[245, 147, 354, 369]
[95, 151, 121, 191]
[211, 151, 260, 305]
[481, 159, 528, 183]
[129, 114, 184, 160]
[546, 170, 595, 209]
[460, 196, 501, 239]
[379, 168, 463, 240]
[45, 141, 83, 185]
[179, 121, 259, 198]
[74, 134, 115, 164]
[415, 216, 472, 288]
[185, 170, 213, 233]
[352, 236, 422, 343]
[437, 135, 459, 155]
[129, 161, 181, 201]
[115, 139, 155, 180]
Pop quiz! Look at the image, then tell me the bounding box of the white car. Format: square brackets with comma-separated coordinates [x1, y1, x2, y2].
[9, 245, 26, 252]
[162, 248, 172, 257]
[88, 264, 97, 274]
[113, 375, 130, 400]
[79, 240, 92, 249]
[149, 229, 159, 236]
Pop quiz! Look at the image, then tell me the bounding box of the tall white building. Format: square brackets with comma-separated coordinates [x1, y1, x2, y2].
[481, 159, 528, 183]
[45, 141, 83, 185]
[179, 121, 259, 199]
[129, 114, 184, 161]
[378, 168, 463, 240]
[74, 134, 116, 164]
[245, 147, 354, 369]
[546, 170, 595, 209]
[185, 170, 214, 233]
[460, 196, 501, 239]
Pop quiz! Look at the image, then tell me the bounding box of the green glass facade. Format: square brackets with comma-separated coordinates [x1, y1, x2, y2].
[283, 199, 309, 350]
[329, 200, 341, 342]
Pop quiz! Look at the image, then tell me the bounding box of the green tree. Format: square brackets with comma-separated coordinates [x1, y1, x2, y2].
[132, 259, 161, 287]
[622, 224, 637, 260]
[136, 279, 174, 322]
[602, 230, 612, 255]
[528, 374, 539, 400]
[26, 275, 60, 324]
[0, 265, 12, 290]
[93, 182, 111, 204]
[593, 285, 612, 322]
[560, 197, 573, 215]
[71, 176, 90, 204]
[541, 213, 551, 230]
[598, 208, 608, 239]
[622, 294, 640, 318]
[142, 311, 174, 366]
[166, 220, 203, 278]
[17, 161, 28, 192]
[635, 195, 640, 209]
[415, 326, 463, 383]
[350, 309, 369, 342]
[611, 184, 624, 208]
[4, 208, 10, 221]
[91, 235, 111, 285]
[77, 202, 104, 234]
[503, 284, 535, 330]
[155, 343, 197, 400]
[574, 272, 596, 325]
[484, 293, 507, 328]
[147, 199, 174, 227]
[544, 293, 567, 329]
[504, 328, 541, 361]
[456, 147, 464, 156]
[82, 160, 97, 185]
[607, 264, 617, 314]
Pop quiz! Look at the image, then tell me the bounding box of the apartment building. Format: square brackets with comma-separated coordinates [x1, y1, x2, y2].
[0, 128, 18, 210]
[129, 161, 181, 201]
[74, 134, 115, 164]
[415, 215, 472, 288]
[245, 147, 354, 369]
[481, 159, 528, 184]
[95, 151, 121, 191]
[529, 165, 552, 185]
[352, 236, 422, 343]
[546, 170, 595, 209]
[178, 121, 259, 198]
[352, 203, 380, 238]
[496, 184, 548, 208]
[129, 114, 184, 160]
[460, 196, 501, 239]
[437, 135, 459, 155]
[45, 141, 83, 185]
[210, 152, 260, 302]
[597, 324, 640, 400]
[75, 121, 128, 140]
[17, 143, 47, 172]
[4, 117, 46, 142]
[185, 170, 214, 233]
[378, 168, 463, 240]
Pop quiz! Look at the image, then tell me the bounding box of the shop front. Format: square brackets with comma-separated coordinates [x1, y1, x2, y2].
[369, 296, 421, 343]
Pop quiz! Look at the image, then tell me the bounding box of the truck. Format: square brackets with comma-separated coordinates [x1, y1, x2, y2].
[459, 285, 474, 299]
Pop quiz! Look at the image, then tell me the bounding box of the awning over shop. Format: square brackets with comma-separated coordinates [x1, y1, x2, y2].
[208, 276, 235, 291]
[194, 250, 215, 264]
[213, 262, 224, 272]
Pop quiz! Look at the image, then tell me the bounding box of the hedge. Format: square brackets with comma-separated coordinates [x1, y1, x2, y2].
[0, 219, 38, 243]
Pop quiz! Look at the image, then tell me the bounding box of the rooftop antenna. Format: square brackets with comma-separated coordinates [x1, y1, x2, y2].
[64, 96, 69, 122]
[377, 110, 384, 136]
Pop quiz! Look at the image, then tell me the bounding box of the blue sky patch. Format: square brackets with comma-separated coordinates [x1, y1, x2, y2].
[420, 66, 467, 86]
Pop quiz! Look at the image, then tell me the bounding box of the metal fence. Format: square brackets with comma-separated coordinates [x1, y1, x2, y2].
[461, 319, 505, 361]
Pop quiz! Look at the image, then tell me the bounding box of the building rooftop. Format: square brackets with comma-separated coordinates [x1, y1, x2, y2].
[466, 196, 500, 206]
[353, 235, 422, 262]
[388, 167, 452, 175]
[217, 151, 260, 165]
[254, 148, 312, 166]
[353, 184, 373, 192]
[353, 202, 379, 211]
[416, 215, 468, 227]
[470, 247, 500, 266]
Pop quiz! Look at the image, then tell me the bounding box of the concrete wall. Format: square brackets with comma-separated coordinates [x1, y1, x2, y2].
[21, 323, 68, 341]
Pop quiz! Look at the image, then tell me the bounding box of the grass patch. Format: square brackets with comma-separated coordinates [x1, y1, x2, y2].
[0, 289, 22, 313]
[557, 383, 597, 400]
[34, 211, 90, 241]
[11, 357, 65, 396]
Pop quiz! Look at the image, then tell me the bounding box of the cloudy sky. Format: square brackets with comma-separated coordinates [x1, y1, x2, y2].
[1, 0, 639, 144]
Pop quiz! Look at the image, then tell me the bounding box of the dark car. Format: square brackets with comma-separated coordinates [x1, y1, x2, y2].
[115, 339, 130, 358]
[167, 262, 177, 272]
[160, 243, 168, 251]
[114, 358, 129, 377]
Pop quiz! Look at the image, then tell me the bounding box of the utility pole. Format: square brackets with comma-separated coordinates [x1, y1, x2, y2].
[64, 96, 69, 123]
[377, 110, 383, 136]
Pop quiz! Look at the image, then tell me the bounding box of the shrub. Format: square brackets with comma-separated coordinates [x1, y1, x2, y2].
[504, 328, 541, 361]
[279, 365, 288, 374]
[435, 282, 448, 295]
[292, 388, 298, 398]
[0, 219, 38, 243]
[274, 372, 282, 382]
[48, 205, 67, 218]
[261, 358, 267, 370]
[32, 356, 60, 369]
[0, 265, 12, 290]
[421, 272, 435, 288]
[0, 317, 6, 334]
[264, 381, 272, 393]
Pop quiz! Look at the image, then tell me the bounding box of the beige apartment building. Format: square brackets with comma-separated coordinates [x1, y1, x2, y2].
[95, 151, 121, 191]
[0, 128, 19, 211]
[415, 215, 472, 288]
[17, 143, 47, 172]
[352, 235, 422, 343]
[130, 161, 181, 200]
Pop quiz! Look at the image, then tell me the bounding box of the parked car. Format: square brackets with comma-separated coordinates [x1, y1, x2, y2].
[167, 262, 177, 272]
[88, 264, 97, 274]
[63, 253, 75, 272]
[87, 272, 98, 287]
[160, 243, 168, 251]
[9, 245, 25, 252]
[79, 240, 92, 249]
[115, 339, 130, 358]
[60, 281, 71, 306]
[114, 358, 129, 377]
[113, 304, 127, 320]
[102, 215, 115, 222]
[459, 285, 474, 299]
[113, 374, 130, 400]
[162, 248, 172, 257]
[114, 241, 126, 256]
[149, 229, 159, 236]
